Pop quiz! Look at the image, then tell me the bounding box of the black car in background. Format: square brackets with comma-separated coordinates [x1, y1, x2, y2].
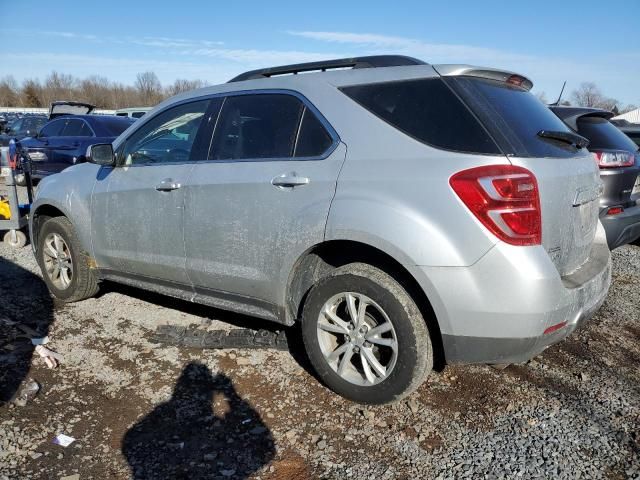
[0, 115, 48, 146]
[16, 114, 134, 183]
[551, 107, 640, 249]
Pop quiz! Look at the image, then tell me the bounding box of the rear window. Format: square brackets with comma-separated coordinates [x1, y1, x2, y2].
[99, 117, 135, 136]
[577, 117, 639, 152]
[449, 77, 581, 158]
[340, 78, 500, 155]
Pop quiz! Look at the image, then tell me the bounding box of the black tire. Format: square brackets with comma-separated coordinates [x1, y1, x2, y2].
[301, 263, 432, 404]
[36, 216, 99, 302]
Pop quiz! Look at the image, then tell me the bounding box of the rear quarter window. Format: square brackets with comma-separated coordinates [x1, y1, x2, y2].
[340, 78, 501, 155]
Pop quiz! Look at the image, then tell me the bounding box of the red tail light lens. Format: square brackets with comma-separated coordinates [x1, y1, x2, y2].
[593, 151, 635, 168]
[450, 165, 542, 246]
[606, 206, 624, 216]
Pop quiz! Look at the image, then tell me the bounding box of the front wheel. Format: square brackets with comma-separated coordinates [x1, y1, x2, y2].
[36, 216, 99, 302]
[301, 263, 432, 404]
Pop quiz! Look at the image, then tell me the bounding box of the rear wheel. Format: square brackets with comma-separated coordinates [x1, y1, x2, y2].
[301, 263, 432, 404]
[36, 217, 99, 302]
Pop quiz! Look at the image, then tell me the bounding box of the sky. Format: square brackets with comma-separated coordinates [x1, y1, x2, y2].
[1, 0, 639, 106]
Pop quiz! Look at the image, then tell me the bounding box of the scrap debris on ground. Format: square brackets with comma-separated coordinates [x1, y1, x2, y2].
[0, 241, 639, 479]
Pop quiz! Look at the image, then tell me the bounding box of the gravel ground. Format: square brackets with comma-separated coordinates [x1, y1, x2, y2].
[0, 238, 638, 479]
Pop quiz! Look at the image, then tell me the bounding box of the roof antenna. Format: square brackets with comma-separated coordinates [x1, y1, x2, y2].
[550, 81, 567, 106]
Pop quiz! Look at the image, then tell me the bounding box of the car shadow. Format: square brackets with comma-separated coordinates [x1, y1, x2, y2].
[121, 362, 276, 480]
[100, 281, 319, 380]
[0, 255, 55, 404]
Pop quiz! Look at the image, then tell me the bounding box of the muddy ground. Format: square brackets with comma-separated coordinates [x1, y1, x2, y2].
[0, 239, 639, 479]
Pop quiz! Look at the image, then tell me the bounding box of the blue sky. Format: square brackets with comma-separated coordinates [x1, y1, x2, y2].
[1, 0, 639, 105]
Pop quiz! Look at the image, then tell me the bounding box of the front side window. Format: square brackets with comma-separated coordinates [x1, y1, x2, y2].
[123, 100, 210, 165]
[341, 78, 501, 155]
[61, 119, 93, 137]
[39, 120, 66, 138]
[209, 94, 304, 160]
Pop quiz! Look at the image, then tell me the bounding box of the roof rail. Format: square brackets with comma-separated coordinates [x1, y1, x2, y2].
[228, 55, 427, 82]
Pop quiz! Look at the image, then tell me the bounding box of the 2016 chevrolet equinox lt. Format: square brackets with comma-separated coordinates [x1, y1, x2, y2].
[30, 56, 611, 404]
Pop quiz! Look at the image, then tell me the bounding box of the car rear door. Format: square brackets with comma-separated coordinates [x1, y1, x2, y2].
[183, 92, 345, 316]
[91, 99, 213, 286]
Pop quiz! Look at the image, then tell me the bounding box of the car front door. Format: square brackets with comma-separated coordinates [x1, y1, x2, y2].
[183, 92, 345, 316]
[26, 119, 66, 176]
[91, 99, 213, 286]
[45, 119, 93, 173]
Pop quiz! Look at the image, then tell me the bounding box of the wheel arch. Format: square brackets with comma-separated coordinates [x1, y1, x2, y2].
[286, 239, 446, 369]
[31, 203, 69, 253]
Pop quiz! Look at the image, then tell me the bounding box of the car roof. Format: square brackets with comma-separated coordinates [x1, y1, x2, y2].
[549, 106, 613, 131]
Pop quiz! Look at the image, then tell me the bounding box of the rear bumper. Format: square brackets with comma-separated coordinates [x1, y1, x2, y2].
[600, 203, 640, 250]
[416, 236, 611, 365]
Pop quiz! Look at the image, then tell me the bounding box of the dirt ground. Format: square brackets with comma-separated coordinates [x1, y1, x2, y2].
[0, 239, 639, 479]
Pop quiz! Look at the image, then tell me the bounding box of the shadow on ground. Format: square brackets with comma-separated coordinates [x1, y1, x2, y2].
[0, 256, 54, 404]
[122, 362, 276, 480]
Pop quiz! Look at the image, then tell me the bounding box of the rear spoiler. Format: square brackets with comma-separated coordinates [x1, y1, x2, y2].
[549, 107, 613, 131]
[432, 65, 533, 91]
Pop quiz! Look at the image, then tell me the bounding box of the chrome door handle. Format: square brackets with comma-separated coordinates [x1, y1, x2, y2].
[271, 173, 310, 188]
[155, 178, 181, 191]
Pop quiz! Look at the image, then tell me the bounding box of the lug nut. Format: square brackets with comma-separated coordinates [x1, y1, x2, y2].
[353, 346, 360, 353]
[363, 341, 372, 348]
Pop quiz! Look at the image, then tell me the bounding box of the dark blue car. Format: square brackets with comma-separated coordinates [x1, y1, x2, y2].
[18, 115, 134, 182]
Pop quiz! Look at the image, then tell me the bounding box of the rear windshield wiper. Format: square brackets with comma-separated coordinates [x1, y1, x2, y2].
[537, 130, 590, 149]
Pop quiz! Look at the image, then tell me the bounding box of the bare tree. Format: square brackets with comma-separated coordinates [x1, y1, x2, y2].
[135, 71, 163, 106]
[166, 79, 208, 97]
[0, 76, 19, 107]
[571, 82, 619, 111]
[21, 79, 44, 107]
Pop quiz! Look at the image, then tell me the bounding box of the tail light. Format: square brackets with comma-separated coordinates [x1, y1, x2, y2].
[606, 206, 624, 216]
[450, 165, 542, 246]
[593, 151, 635, 168]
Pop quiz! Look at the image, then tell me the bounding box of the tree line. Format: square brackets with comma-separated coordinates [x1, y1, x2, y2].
[0, 71, 637, 114]
[0, 71, 208, 110]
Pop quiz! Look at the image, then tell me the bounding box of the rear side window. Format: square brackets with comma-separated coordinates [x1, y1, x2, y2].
[449, 77, 580, 158]
[340, 78, 500, 155]
[209, 94, 304, 160]
[294, 108, 333, 157]
[61, 119, 92, 137]
[99, 117, 135, 136]
[577, 117, 639, 152]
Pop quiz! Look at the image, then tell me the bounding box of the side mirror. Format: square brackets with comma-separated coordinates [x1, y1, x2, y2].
[87, 143, 115, 167]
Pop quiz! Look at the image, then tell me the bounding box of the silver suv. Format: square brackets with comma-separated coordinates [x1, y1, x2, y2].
[30, 56, 611, 404]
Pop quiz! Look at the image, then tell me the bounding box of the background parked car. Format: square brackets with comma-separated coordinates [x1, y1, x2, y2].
[17, 115, 134, 184]
[617, 123, 640, 147]
[0, 115, 47, 146]
[115, 107, 151, 119]
[551, 106, 640, 249]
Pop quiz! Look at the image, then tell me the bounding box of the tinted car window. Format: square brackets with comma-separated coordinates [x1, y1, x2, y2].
[62, 119, 93, 137]
[341, 78, 500, 155]
[209, 94, 304, 160]
[123, 100, 209, 165]
[294, 108, 333, 157]
[25, 117, 46, 133]
[626, 132, 640, 147]
[8, 119, 23, 133]
[98, 117, 135, 136]
[132, 112, 146, 118]
[449, 77, 581, 158]
[577, 117, 639, 152]
[39, 120, 66, 138]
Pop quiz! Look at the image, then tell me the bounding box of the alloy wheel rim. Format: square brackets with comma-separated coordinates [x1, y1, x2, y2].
[316, 292, 398, 386]
[43, 233, 73, 290]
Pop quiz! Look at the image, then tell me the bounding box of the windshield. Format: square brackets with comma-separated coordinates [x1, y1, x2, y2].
[448, 77, 583, 158]
[577, 117, 639, 152]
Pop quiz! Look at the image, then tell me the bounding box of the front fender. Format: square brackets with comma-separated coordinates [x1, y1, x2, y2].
[30, 163, 100, 255]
